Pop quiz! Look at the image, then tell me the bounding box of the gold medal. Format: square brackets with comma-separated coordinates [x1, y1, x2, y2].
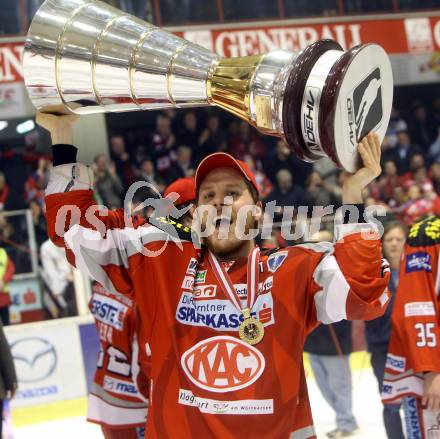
[239, 308, 264, 345]
[208, 248, 265, 345]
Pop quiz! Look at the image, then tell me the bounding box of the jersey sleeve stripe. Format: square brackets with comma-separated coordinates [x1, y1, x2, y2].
[312, 254, 349, 323]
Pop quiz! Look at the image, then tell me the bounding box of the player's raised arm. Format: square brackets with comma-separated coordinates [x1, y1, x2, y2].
[307, 133, 390, 325]
[38, 112, 146, 295]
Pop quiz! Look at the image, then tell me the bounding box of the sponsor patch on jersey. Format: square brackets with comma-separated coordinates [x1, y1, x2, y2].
[267, 251, 288, 273]
[178, 389, 273, 415]
[404, 397, 422, 438]
[90, 294, 128, 331]
[234, 277, 273, 298]
[181, 336, 265, 393]
[385, 354, 406, 373]
[405, 301, 436, 317]
[195, 270, 207, 284]
[186, 258, 198, 276]
[103, 376, 139, 397]
[406, 252, 432, 273]
[181, 276, 195, 290]
[193, 285, 217, 299]
[176, 291, 275, 330]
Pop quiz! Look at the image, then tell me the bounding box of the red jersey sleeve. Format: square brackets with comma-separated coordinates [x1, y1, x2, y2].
[45, 162, 148, 296]
[307, 223, 390, 326]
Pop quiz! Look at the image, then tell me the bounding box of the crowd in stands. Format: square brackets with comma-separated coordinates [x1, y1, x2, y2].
[1, 97, 440, 274]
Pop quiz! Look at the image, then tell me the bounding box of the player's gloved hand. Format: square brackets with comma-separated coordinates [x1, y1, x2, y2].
[423, 372, 440, 411]
[36, 111, 80, 145]
[342, 132, 382, 204]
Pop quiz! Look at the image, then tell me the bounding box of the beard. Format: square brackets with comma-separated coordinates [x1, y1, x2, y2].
[202, 213, 258, 260]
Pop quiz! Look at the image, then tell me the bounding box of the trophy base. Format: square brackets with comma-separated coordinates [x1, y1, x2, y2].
[282, 41, 393, 173]
[320, 43, 393, 172]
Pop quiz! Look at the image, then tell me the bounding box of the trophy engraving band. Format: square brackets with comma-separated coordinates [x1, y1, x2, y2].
[300, 49, 344, 158]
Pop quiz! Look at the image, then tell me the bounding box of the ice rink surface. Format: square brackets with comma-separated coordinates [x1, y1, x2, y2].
[12, 355, 391, 439]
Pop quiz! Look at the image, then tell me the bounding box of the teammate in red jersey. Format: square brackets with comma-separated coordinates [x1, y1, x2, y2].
[39, 112, 389, 439]
[383, 215, 440, 437]
[163, 176, 196, 227]
[88, 282, 148, 439]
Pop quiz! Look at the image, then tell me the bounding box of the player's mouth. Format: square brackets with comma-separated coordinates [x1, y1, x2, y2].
[213, 215, 234, 233]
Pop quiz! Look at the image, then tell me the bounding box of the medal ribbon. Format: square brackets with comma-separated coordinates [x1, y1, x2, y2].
[207, 247, 260, 315]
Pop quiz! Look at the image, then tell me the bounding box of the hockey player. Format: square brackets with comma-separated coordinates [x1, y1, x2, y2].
[383, 215, 440, 438]
[39, 112, 389, 439]
[163, 176, 196, 227]
[88, 281, 149, 439]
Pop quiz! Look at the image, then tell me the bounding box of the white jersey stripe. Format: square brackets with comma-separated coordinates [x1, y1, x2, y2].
[312, 255, 350, 323]
[87, 393, 147, 426]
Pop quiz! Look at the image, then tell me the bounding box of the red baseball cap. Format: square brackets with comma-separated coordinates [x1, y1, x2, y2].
[195, 152, 259, 196]
[164, 177, 196, 206]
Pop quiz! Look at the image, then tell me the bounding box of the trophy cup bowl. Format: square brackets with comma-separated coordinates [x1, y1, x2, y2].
[23, 0, 393, 172]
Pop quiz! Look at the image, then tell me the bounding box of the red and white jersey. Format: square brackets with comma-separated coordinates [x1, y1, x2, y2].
[45, 162, 389, 439]
[87, 283, 149, 428]
[383, 216, 440, 405]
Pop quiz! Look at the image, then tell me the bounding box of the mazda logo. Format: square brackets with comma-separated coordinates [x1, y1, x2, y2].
[11, 337, 57, 383]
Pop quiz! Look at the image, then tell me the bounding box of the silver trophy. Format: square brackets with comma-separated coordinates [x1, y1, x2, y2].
[23, 0, 393, 172]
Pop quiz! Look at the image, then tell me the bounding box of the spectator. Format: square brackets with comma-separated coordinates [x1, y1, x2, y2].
[29, 200, 48, 248]
[40, 239, 76, 317]
[229, 121, 266, 161]
[384, 107, 407, 148]
[93, 154, 124, 208]
[388, 186, 405, 213]
[401, 184, 434, 225]
[151, 113, 176, 176]
[410, 103, 436, 151]
[197, 113, 227, 161]
[365, 221, 407, 439]
[427, 127, 440, 163]
[433, 96, 440, 127]
[177, 111, 199, 148]
[385, 130, 420, 175]
[430, 162, 440, 194]
[266, 140, 312, 187]
[305, 171, 337, 207]
[0, 214, 16, 248]
[0, 173, 10, 212]
[304, 230, 358, 438]
[166, 146, 195, 183]
[109, 135, 135, 187]
[400, 153, 431, 191]
[137, 158, 163, 188]
[265, 169, 310, 221]
[131, 144, 148, 170]
[24, 158, 51, 206]
[0, 319, 17, 439]
[0, 246, 15, 326]
[374, 160, 401, 202]
[243, 155, 273, 199]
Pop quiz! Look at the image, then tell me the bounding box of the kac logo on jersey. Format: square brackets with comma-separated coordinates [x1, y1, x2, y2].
[406, 252, 432, 273]
[181, 336, 265, 393]
[267, 251, 287, 273]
